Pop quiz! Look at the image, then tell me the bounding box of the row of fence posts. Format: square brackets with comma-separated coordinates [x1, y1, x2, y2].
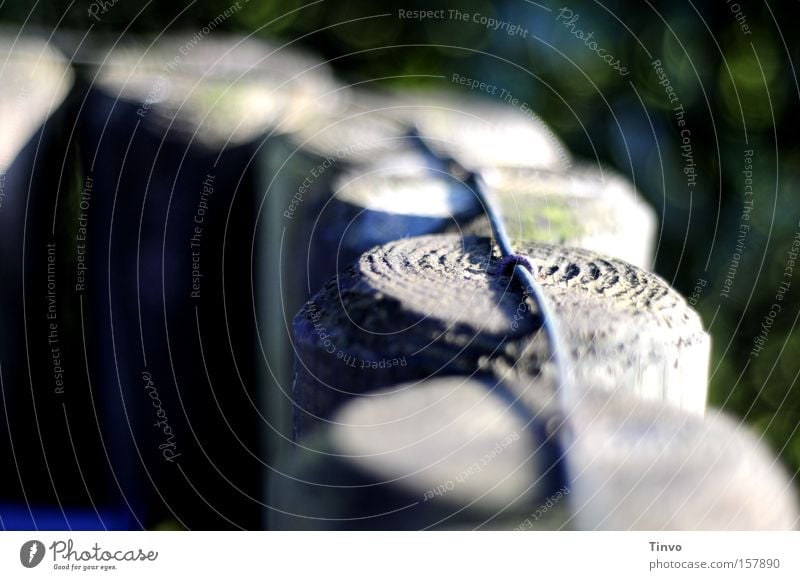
[0, 30, 796, 530]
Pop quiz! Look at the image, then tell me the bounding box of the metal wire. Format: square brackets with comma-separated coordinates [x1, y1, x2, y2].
[407, 129, 573, 408]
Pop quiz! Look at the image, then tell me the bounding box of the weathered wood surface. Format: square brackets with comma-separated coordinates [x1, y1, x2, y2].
[284, 87, 571, 170]
[270, 377, 568, 530]
[276, 87, 530, 289]
[381, 90, 571, 171]
[273, 376, 798, 530]
[281, 97, 410, 166]
[566, 390, 798, 530]
[282, 234, 800, 529]
[4, 31, 792, 532]
[465, 163, 657, 269]
[261, 88, 576, 460]
[69, 32, 341, 146]
[331, 377, 559, 511]
[38, 32, 343, 528]
[310, 157, 657, 294]
[275, 86, 576, 292]
[260, 94, 413, 449]
[0, 34, 103, 514]
[308, 167, 479, 293]
[0, 34, 74, 171]
[292, 234, 709, 442]
[295, 89, 653, 315]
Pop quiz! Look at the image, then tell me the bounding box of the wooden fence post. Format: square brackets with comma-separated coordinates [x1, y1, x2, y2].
[464, 163, 657, 269]
[565, 389, 798, 530]
[0, 34, 121, 526]
[257, 91, 410, 462]
[309, 157, 657, 295]
[291, 234, 708, 439]
[272, 377, 798, 529]
[275, 230, 800, 529]
[51, 33, 337, 528]
[258, 89, 575, 471]
[3, 32, 795, 531]
[270, 376, 568, 530]
[266, 231, 748, 528]
[382, 90, 571, 171]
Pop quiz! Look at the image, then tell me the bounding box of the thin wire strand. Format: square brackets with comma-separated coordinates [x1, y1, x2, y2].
[407, 130, 573, 412]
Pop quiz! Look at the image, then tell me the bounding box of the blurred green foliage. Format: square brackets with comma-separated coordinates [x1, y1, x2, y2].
[2, 0, 798, 482]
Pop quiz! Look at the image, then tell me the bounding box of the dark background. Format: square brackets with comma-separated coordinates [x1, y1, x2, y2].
[2, 0, 798, 484]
